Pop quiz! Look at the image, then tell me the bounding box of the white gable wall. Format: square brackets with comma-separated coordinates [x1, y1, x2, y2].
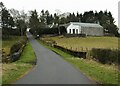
[67, 24, 81, 34]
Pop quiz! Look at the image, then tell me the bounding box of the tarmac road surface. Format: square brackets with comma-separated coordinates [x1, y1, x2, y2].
[14, 32, 96, 84]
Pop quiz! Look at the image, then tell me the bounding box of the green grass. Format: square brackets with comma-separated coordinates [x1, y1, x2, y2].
[2, 42, 36, 84]
[38, 40, 119, 85]
[42, 36, 118, 51]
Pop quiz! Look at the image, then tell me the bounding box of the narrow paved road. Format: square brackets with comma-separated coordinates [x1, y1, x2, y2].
[15, 32, 96, 84]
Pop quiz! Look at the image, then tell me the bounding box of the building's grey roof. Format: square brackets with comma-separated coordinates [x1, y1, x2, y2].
[70, 22, 103, 28]
[59, 23, 70, 28]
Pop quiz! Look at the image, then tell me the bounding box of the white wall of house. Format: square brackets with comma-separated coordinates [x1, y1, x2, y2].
[67, 24, 81, 34]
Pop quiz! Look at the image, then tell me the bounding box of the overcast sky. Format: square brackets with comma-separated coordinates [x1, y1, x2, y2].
[1, 0, 119, 27]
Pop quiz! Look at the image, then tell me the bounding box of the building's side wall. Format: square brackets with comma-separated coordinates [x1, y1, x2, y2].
[81, 27, 104, 36]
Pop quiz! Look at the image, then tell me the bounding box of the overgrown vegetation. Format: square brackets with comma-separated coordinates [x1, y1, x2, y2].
[2, 36, 27, 63]
[38, 40, 119, 85]
[10, 36, 27, 54]
[90, 48, 120, 64]
[2, 42, 36, 84]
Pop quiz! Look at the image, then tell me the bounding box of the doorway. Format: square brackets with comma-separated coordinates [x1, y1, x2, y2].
[73, 29, 75, 34]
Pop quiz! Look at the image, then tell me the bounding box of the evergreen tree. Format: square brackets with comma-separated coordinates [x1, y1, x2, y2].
[40, 9, 46, 25]
[53, 13, 59, 25]
[16, 19, 27, 36]
[49, 14, 54, 24]
[29, 10, 40, 35]
[44, 10, 52, 25]
[59, 17, 67, 24]
[1, 2, 15, 38]
[82, 11, 96, 23]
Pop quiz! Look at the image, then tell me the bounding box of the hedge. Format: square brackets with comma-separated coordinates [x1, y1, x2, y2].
[90, 48, 120, 64]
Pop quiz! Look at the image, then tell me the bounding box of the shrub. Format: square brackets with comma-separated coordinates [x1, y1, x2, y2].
[9, 36, 27, 62]
[10, 36, 27, 54]
[10, 41, 22, 54]
[90, 48, 120, 64]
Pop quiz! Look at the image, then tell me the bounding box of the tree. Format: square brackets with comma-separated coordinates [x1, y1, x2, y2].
[1, 2, 15, 38]
[16, 19, 27, 36]
[44, 10, 52, 25]
[40, 9, 46, 24]
[0, 2, 4, 9]
[76, 12, 80, 22]
[82, 11, 96, 23]
[70, 12, 78, 22]
[9, 8, 20, 22]
[49, 14, 54, 24]
[59, 17, 67, 24]
[29, 10, 42, 35]
[79, 13, 83, 22]
[96, 10, 119, 36]
[53, 13, 59, 25]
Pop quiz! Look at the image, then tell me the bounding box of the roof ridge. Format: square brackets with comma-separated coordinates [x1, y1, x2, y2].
[70, 22, 103, 28]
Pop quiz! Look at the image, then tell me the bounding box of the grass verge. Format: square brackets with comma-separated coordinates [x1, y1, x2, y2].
[2, 42, 36, 84]
[38, 40, 119, 85]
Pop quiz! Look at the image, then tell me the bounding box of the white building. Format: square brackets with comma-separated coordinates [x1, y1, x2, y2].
[63, 22, 104, 36]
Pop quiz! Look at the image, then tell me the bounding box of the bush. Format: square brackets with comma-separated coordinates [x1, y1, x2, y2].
[9, 36, 27, 62]
[90, 48, 120, 64]
[10, 36, 27, 54]
[10, 41, 22, 54]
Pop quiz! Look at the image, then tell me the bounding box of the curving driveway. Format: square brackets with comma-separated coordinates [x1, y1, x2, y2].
[14, 32, 96, 84]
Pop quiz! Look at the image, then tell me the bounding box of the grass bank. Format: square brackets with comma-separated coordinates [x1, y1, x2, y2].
[2, 42, 36, 84]
[38, 40, 119, 85]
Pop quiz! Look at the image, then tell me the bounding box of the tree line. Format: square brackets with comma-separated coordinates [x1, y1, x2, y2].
[29, 9, 119, 36]
[1, 2, 27, 39]
[1, 1, 119, 38]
